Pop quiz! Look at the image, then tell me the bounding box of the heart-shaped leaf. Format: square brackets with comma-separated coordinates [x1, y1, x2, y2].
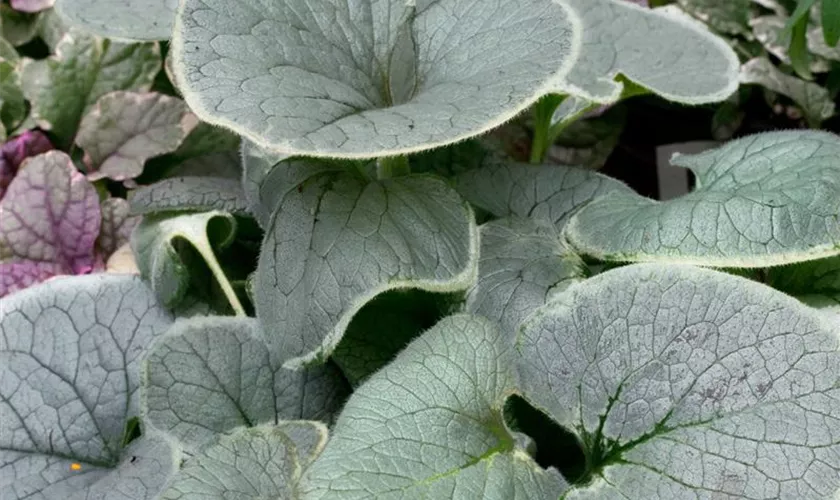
[161, 422, 327, 500]
[560, 0, 739, 104]
[78, 91, 198, 182]
[0, 151, 100, 296]
[567, 131, 840, 267]
[55, 0, 177, 41]
[142, 316, 348, 453]
[0, 274, 180, 500]
[301, 315, 569, 499]
[21, 32, 161, 147]
[172, 0, 578, 157]
[518, 264, 840, 498]
[254, 171, 478, 368]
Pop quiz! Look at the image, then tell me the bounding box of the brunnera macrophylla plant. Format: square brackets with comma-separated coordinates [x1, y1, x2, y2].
[2, 0, 839, 499]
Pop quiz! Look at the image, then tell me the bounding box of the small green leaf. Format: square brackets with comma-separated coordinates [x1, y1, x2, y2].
[20, 32, 161, 147]
[567, 131, 840, 267]
[790, 12, 814, 79]
[766, 255, 840, 305]
[0, 61, 26, 133]
[142, 317, 348, 453]
[823, 0, 840, 46]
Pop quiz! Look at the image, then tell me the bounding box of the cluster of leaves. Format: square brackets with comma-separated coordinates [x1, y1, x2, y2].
[2, 1, 840, 500]
[673, 0, 840, 133]
[0, 0, 245, 297]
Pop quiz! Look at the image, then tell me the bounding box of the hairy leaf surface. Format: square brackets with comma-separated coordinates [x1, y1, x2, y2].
[142, 317, 348, 453]
[455, 158, 631, 231]
[161, 423, 327, 500]
[130, 177, 248, 215]
[172, 0, 578, 157]
[56, 0, 177, 41]
[131, 210, 242, 313]
[519, 264, 840, 499]
[301, 315, 568, 499]
[467, 217, 585, 336]
[255, 173, 477, 368]
[567, 131, 840, 267]
[560, 0, 739, 104]
[0, 275, 179, 500]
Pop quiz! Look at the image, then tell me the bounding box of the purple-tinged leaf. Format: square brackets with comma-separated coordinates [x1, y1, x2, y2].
[0, 260, 63, 295]
[98, 197, 139, 256]
[79, 91, 198, 181]
[0, 150, 101, 296]
[0, 130, 53, 199]
[10, 0, 54, 13]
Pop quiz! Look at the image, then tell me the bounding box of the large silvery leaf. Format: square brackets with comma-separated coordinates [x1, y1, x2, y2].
[0, 274, 180, 500]
[455, 157, 632, 231]
[142, 316, 348, 453]
[78, 91, 198, 181]
[254, 173, 478, 368]
[161, 422, 327, 500]
[131, 210, 244, 315]
[467, 217, 585, 337]
[561, 0, 739, 104]
[567, 131, 840, 267]
[21, 32, 161, 146]
[56, 0, 177, 41]
[0, 151, 100, 296]
[301, 315, 569, 499]
[172, 0, 578, 158]
[518, 264, 840, 499]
